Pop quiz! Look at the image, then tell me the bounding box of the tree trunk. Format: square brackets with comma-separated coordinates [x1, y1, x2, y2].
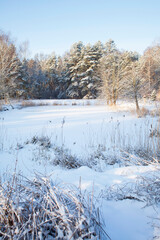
[134, 91, 140, 113]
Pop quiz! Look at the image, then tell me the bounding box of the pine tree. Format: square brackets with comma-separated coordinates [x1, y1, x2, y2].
[81, 42, 103, 98]
[44, 53, 60, 98]
[17, 59, 30, 98]
[65, 41, 85, 98]
[65, 41, 103, 99]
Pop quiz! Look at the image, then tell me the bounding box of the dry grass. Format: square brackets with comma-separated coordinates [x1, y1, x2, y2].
[0, 173, 109, 240]
[20, 101, 50, 108]
[52, 101, 62, 106]
[130, 106, 160, 118]
[129, 107, 150, 117]
[137, 107, 150, 117]
[150, 108, 160, 117]
[101, 166, 160, 206]
[72, 102, 77, 105]
[20, 100, 37, 108]
[25, 135, 85, 169]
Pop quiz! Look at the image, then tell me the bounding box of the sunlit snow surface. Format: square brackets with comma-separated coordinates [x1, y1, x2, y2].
[0, 99, 160, 240]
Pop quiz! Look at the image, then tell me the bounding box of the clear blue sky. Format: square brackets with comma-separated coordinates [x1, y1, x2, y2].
[0, 0, 160, 57]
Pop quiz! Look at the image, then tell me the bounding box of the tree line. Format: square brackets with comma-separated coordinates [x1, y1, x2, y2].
[0, 30, 160, 111]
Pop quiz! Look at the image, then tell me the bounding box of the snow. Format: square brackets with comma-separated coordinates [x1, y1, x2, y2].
[103, 200, 154, 240]
[0, 99, 160, 239]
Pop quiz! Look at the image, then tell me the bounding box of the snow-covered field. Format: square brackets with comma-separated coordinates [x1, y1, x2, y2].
[0, 99, 160, 240]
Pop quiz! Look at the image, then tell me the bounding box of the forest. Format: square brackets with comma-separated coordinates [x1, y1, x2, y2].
[0, 30, 160, 110]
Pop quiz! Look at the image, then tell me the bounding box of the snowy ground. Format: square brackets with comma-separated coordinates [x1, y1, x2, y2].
[0, 99, 160, 239]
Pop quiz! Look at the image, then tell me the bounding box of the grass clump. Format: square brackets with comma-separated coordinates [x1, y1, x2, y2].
[53, 146, 81, 169]
[0, 173, 109, 240]
[30, 135, 52, 148]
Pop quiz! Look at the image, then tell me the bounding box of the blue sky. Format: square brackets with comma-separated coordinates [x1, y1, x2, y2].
[0, 0, 160, 57]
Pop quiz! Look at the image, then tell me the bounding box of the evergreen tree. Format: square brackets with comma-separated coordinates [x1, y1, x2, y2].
[18, 59, 30, 98]
[65, 41, 103, 99]
[65, 41, 85, 98]
[44, 53, 60, 98]
[80, 42, 103, 98]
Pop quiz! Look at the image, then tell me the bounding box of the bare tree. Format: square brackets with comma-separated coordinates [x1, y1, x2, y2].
[0, 31, 21, 101]
[99, 45, 131, 105]
[140, 44, 160, 98]
[121, 52, 142, 112]
[129, 61, 142, 112]
[99, 50, 122, 105]
[18, 40, 30, 60]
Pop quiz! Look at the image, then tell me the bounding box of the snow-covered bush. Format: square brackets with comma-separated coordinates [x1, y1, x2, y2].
[0, 174, 109, 239]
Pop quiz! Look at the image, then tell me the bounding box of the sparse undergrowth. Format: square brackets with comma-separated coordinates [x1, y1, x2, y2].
[100, 165, 160, 239]
[101, 166, 160, 206]
[19, 100, 93, 108]
[21, 133, 160, 171]
[25, 135, 82, 169]
[129, 106, 160, 118]
[0, 173, 109, 240]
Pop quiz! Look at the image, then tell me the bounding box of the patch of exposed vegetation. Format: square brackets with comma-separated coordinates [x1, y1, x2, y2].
[0, 173, 109, 239]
